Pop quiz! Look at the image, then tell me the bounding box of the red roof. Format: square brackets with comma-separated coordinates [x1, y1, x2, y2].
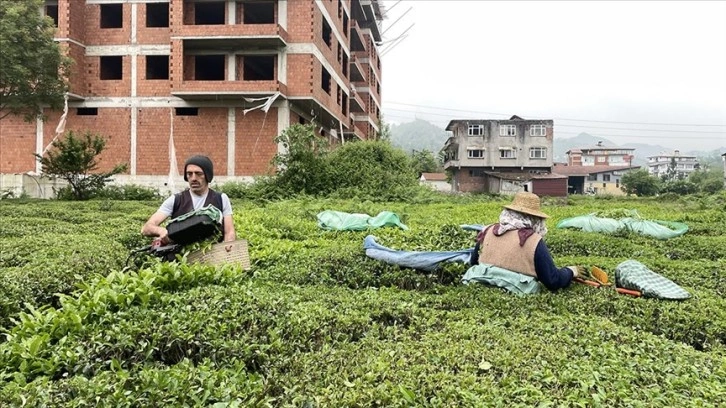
[421, 172, 448, 181]
[553, 165, 639, 176]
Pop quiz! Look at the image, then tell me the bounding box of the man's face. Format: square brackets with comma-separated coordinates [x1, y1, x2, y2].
[186, 164, 208, 194]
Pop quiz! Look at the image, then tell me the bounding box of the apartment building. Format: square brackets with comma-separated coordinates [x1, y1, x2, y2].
[647, 150, 699, 179]
[441, 116, 567, 196]
[565, 141, 635, 167]
[0, 0, 383, 191]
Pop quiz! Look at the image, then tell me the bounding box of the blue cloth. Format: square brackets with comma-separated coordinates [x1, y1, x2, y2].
[363, 235, 473, 272]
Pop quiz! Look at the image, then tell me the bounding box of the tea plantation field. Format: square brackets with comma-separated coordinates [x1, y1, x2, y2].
[1, 195, 725, 407]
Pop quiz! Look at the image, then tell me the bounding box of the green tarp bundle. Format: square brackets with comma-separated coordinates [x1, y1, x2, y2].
[317, 210, 409, 231]
[556, 209, 688, 240]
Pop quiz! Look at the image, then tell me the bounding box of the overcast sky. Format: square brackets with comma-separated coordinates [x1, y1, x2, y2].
[379, 0, 726, 151]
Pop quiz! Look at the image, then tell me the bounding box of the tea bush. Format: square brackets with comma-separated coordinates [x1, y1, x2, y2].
[0, 195, 724, 406]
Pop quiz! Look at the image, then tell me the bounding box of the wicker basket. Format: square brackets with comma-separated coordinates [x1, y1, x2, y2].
[187, 239, 251, 270]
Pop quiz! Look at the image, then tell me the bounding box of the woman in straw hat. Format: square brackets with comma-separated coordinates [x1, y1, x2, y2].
[471, 192, 580, 291]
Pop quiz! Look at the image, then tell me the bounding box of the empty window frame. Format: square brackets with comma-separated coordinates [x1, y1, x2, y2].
[499, 124, 516, 136]
[77, 108, 98, 116]
[100, 56, 123, 80]
[468, 125, 483, 136]
[195, 2, 225, 25]
[243, 55, 275, 80]
[243, 1, 275, 24]
[587, 174, 598, 181]
[146, 3, 169, 27]
[45, 1, 59, 26]
[499, 148, 516, 159]
[321, 66, 331, 94]
[100, 4, 123, 28]
[146, 55, 169, 80]
[529, 147, 547, 159]
[603, 174, 611, 182]
[322, 18, 332, 47]
[194, 55, 225, 80]
[530, 124, 546, 136]
[175, 107, 199, 116]
[467, 149, 485, 159]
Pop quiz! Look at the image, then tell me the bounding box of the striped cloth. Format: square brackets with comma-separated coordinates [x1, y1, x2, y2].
[615, 260, 690, 300]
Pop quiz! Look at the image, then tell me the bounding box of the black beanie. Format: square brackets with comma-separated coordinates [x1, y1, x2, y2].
[184, 155, 214, 182]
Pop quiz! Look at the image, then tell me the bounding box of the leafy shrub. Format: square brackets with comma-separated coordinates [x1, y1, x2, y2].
[94, 184, 162, 201]
[35, 130, 128, 200]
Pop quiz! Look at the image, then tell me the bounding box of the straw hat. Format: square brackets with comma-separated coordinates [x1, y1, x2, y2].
[503, 192, 549, 219]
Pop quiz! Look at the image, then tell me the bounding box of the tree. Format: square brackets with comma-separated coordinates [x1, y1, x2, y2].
[272, 124, 332, 195]
[410, 149, 440, 176]
[35, 131, 127, 200]
[620, 169, 660, 196]
[0, 0, 71, 120]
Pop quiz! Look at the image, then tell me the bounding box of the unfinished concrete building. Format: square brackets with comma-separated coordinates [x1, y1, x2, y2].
[0, 0, 384, 194]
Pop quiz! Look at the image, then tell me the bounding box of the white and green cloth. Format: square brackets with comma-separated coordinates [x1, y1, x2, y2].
[615, 260, 690, 300]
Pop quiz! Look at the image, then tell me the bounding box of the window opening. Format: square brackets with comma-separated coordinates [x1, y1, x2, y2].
[175, 107, 199, 116]
[321, 67, 331, 94]
[146, 55, 169, 80]
[146, 3, 169, 27]
[45, 2, 59, 26]
[195, 2, 225, 25]
[77, 108, 98, 116]
[243, 55, 274, 80]
[322, 18, 332, 47]
[194, 55, 225, 80]
[243, 1, 274, 24]
[100, 56, 123, 80]
[100, 4, 123, 28]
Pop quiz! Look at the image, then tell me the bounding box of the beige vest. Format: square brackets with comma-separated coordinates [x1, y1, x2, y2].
[478, 228, 542, 277]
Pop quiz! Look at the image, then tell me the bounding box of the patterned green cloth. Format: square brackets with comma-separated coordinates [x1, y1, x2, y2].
[615, 260, 690, 300]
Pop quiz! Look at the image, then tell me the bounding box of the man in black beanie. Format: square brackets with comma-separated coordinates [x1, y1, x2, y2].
[142, 155, 236, 246]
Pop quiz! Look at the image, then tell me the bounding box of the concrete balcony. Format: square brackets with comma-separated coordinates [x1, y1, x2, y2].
[174, 24, 289, 50]
[172, 80, 288, 99]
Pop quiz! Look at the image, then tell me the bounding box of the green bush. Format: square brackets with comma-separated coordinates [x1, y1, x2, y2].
[94, 184, 162, 201]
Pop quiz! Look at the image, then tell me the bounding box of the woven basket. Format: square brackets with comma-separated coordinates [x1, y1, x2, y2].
[187, 239, 251, 270]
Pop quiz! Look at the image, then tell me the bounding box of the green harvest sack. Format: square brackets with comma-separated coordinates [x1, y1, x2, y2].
[461, 263, 541, 295]
[317, 210, 409, 231]
[615, 260, 690, 300]
[556, 210, 688, 240]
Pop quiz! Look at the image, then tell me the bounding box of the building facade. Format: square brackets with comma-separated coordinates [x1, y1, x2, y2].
[647, 150, 699, 179]
[0, 0, 383, 191]
[565, 141, 635, 167]
[441, 116, 565, 195]
[553, 163, 639, 195]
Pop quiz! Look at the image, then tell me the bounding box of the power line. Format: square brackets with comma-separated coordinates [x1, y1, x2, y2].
[385, 101, 726, 127]
[382, 108, 726, 135]
[381, 113, 724, 140]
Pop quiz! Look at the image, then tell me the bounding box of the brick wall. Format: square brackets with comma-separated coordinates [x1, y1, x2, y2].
[65, 43, 87, 96]
[137, 108, 173, 175]
[136, 56, 172, 97]
[85, 55, 132, 97]
[137, 3, 171, 44]
[43, 108, 132, 174]
[170, 108, 228, 176]
[455, 169, 487, 193]
[85, 3, 132, 46]
[0, 116, 36, 173]
[235, 108, 278, 175]
[286, 0, 314, 41]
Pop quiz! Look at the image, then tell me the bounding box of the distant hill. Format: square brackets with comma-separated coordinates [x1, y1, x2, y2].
[389, 119, 449, 154]
[389, 121, 724, 167]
